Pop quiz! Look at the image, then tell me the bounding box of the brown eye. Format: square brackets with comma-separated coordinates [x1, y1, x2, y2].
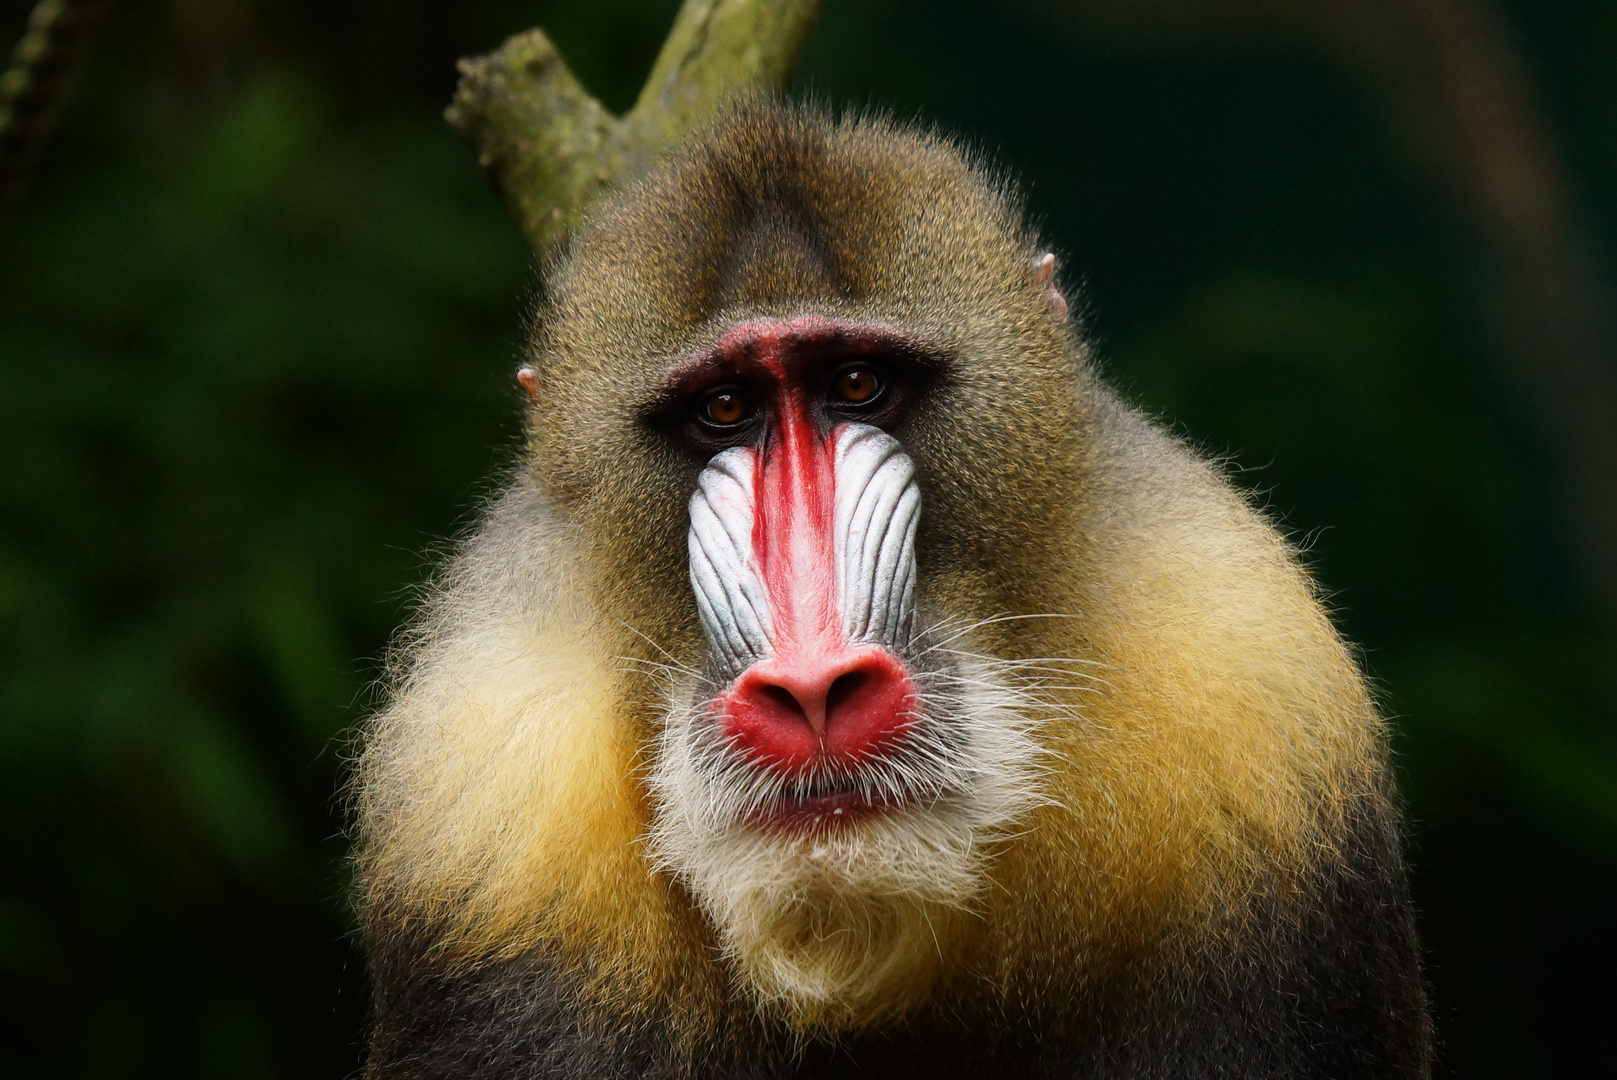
[833, 367, 881, 404]
[701, 389, 753, 426]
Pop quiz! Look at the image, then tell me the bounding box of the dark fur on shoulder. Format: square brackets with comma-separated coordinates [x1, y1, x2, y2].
[367, 780, 1426, 1079]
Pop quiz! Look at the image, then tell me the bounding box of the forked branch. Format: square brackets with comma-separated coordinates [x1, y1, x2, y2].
[445, 0, 823, 257]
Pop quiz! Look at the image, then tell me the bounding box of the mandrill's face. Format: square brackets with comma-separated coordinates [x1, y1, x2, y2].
[518, 111, 1087, 1028]
[641, 314, 1048, 1027]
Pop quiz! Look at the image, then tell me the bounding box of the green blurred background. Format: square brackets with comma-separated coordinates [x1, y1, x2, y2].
[2, 1, 1613, 1075]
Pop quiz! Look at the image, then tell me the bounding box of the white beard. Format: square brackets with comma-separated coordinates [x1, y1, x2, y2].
[645, 653, 1048, 1029]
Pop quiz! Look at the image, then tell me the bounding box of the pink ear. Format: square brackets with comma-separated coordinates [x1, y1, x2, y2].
[1032, 253, 1068, 320]
[517, 367, 539, 402]
[1033, 252, 1056, 286]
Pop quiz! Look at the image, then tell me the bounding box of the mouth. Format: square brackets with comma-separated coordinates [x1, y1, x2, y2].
[753, 778, 906, 831]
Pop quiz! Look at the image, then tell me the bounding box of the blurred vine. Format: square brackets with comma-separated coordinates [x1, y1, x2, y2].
[0, 0, 108, 229]
[1049, 0, 1617, 618]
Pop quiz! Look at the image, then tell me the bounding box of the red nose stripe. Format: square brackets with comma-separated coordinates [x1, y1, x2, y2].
[752, 358, 839, 656]
[704, 319, 918, 772]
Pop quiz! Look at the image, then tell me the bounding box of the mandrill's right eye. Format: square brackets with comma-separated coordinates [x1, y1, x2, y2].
[699, 388, 755, 427]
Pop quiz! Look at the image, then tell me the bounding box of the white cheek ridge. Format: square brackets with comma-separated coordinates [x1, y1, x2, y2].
[688, 426, 920, 678]
[688, 448, 774, 676]
[834, 424, 920, 650]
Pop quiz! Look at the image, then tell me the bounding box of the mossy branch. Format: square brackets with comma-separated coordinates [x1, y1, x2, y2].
[446, 0, 823, 257]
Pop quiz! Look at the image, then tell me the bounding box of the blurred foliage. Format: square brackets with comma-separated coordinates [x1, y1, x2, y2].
[0, 0, 1612, 1077]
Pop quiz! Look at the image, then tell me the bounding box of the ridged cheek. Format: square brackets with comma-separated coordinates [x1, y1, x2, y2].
[687, 448, 773, 675]
[687, 422, 922, 677]
[832, 424, 920, 648]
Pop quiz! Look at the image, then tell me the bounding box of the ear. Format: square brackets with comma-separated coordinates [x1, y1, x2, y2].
[1032, 253, 1069, 320]
[517, 366, 540, 402]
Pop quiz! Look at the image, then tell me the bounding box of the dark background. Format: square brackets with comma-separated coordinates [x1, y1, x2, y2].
[2, 1, 1613, 1076]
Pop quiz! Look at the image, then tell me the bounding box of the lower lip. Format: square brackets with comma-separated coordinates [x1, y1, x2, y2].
[755, 789, 898, 830]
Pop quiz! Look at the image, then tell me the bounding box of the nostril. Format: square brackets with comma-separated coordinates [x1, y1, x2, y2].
[719, 649, 917, 770]
[825, 671, 866, 717]
[761, 683, 807, 723]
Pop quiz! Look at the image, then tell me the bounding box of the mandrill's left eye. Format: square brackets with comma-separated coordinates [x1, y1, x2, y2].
[832, 366, 882, 405]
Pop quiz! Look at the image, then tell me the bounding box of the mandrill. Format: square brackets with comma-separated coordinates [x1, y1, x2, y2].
[355, 103, 1430, 1079]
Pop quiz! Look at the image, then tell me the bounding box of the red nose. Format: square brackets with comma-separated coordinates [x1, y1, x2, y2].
[718, 648, 917, 772]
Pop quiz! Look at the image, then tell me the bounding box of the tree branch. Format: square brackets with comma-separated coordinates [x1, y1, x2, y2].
[1317, 0, 1617, 613]
[1049, 0, 1617, 616]
[446, 0, 823, 257]
[0, 0, 110, 231]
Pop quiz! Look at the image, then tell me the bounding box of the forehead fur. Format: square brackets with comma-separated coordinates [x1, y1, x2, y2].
[541, 102, 1043, 357]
